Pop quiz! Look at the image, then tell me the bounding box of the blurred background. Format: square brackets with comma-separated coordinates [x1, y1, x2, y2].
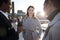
[9, 0, 49, 40]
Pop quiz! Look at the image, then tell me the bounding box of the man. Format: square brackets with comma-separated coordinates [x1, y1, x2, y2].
[43, 0, 60, 40]
[0, 0, 18, 40]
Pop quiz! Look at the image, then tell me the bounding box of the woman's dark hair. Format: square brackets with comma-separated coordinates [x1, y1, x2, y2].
[0, 0, 9, 7]
[44, 0, 60, 9]
[27, 6, 35, 17]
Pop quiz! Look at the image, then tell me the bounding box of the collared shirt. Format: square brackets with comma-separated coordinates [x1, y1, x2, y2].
[0, 10, 9, 19]
[0, 10, 18, 32]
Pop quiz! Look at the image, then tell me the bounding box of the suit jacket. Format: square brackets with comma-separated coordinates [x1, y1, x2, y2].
[0, 12, 18, 40]
[43, 12, 60, 40]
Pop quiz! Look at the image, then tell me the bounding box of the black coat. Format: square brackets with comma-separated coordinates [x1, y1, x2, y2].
[0, 12, 18, 40]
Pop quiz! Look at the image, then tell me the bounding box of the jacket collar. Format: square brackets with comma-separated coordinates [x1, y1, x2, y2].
[47, 9, 60, 21]
[49, 12, 60, 26]
[0, 10, 9, 19]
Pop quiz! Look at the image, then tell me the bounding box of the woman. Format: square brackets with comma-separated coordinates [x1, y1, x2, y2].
[23, 6, 41, 40]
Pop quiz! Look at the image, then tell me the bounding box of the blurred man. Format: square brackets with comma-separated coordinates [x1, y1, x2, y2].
[43, 0, 60, 40]
[0, 0, 18, 40]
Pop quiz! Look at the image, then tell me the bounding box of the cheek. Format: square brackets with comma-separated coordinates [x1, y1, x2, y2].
[7, 5, 11, 11]
[29, 12, 34, 15]
[44, 6, 50, 14]
[28, 11, 32, 14]
[8, 5, 10, 9]
[29, 12, 33, 15]
[30, 11, 34, 14]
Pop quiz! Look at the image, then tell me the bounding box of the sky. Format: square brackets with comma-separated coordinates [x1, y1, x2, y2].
[12, 0, 45, 15]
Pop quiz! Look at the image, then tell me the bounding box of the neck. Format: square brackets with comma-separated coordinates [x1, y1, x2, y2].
[29, 15, 33, 19]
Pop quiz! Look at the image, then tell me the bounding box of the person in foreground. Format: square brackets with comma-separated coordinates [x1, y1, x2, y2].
[43, 0, 60, 40]
[23, 6, 41, 40]
[0, 0, 18, 40]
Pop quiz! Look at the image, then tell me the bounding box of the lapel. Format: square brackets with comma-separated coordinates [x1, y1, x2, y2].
[49, 12, 60, 27]
[0, 12, 12, 28]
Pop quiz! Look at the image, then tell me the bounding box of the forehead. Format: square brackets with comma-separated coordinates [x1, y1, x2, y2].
[28, 7, 34, 10]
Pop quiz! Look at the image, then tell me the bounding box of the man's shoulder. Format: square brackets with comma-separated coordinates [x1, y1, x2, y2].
[0, 12, 2, 14]
[53, 20, 60, 28]
[0, 12, 3, 16]
[0, 12, 4, 19]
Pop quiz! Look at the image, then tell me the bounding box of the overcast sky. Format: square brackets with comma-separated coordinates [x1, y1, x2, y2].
[12, 0, 45, 14]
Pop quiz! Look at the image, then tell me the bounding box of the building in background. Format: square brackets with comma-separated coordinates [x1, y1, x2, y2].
[16, 10, 26, 19]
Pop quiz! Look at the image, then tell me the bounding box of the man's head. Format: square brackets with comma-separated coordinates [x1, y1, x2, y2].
[44, 0, 60, 17]
[0, 0, 11, 13]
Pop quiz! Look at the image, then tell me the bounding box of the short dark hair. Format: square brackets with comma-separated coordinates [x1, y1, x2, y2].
[44, 0, 60, 8]
[0, 0, 9, 7]
[27, 6, 34, 17]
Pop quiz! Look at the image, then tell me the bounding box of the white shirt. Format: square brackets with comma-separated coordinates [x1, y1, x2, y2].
[0, 10, 9, 19]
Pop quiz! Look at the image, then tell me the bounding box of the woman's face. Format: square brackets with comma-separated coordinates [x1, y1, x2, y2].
[28, 7, 34, 17]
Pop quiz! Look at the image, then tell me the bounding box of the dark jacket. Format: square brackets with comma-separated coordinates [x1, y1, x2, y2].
[0, 12, 18, 40]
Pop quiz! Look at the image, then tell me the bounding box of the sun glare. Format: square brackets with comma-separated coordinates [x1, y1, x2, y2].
[36, 11, 46, 18]
[40, 12, 45, 17]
